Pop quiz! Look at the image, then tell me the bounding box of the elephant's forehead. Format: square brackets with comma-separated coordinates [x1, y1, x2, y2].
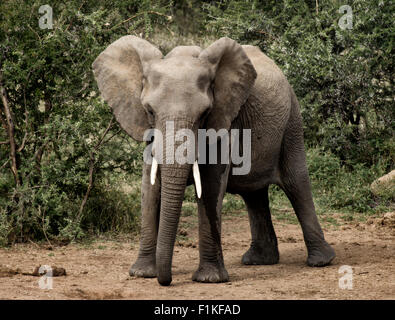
[148, 57, 210, 84]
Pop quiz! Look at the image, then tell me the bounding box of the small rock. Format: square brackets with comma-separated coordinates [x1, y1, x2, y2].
[384, 211, 395, 219]
[0, 266, 20, 277]
[178, 229, 188, 236]
[376, 211, 395, 228]
[371, 170, 395, 196]
[285, 236, 297, 243]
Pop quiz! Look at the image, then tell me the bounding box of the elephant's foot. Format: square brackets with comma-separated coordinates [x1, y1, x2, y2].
[129, 257, 157, 278]
[242, 241, 279, 265]
[192, 263, 229, 283]
[306, 241, 335, 267]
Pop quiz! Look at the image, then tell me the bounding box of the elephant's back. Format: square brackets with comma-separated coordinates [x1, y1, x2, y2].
[227, 46, 293, 191]
[242, 45, 281, 75]
[241, 45, 292, 136]
[242, 45, 291, 111]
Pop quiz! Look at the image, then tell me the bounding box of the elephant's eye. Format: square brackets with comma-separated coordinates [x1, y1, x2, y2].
[145, 104, 154, 116]
[145, 104, 155, 123]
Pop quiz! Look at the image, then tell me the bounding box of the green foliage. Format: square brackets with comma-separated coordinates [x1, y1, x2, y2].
[81, 182, 141, 234]
[204, 0, 394, 168]
[203, 0, 394, 216]
[181, 203, 196, 217]
[223, 194, 245, 214]
[269, 147, 394, 216]
[0, 0, 160, 244]
[306, 147, 386, 213]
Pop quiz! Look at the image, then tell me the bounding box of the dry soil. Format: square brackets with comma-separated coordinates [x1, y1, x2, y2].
[0, 212, 394, 300]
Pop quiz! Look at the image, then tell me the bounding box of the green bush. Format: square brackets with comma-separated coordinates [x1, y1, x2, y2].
[81, 182, 141, 235]
[204, 0, 394, 168]
[223, 194, 245, 214]
[0, 0, 156, 244]
[203, 0, 394, 214]
[307, 147, 392, 213]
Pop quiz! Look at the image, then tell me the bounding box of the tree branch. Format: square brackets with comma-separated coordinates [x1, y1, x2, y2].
[77, 117, 114, 225]
[34, 99, 52, 170]
[0, 110, 6, 130]
[17, 108, 29, 152]
[0, 158, 10, 171]
[0, 69, 20, 186]
[110, 11, 172, 31]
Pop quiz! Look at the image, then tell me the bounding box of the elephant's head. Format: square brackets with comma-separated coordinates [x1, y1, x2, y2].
[92, 36, 256, 285]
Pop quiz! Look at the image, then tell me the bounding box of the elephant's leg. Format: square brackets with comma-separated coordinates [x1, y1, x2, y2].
[129, 162, 160, 278]
[192, 163, 230, 283]
[240, 187, 279, 265]
[280, 152, 335, 267]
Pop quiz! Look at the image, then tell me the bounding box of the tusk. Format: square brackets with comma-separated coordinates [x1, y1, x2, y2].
[193, 160, 202, 199]
[150, 157, 158, 185]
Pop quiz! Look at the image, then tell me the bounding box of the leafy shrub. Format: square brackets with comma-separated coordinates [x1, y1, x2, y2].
[0, 1, 155, 244]
[223, 194, 245, 213]
[307, 147, 392, 213]
[204, 0, 394, 168]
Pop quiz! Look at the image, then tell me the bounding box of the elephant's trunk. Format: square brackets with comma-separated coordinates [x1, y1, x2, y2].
[155, 118, 194, 286]
[156, 164, 190, 285]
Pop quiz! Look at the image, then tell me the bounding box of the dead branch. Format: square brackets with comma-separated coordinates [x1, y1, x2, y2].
[0, 69, 20, 186]
[0, 158, 10, 170]
[0, 111, 6, 130]
[94, 117, 114, 151]
[17, 89, 30, 153]
[17, 133, 28, 152]
[34, 99, 52, 170]
[110, 11, 172, 31]
[17, 109, 29, 152]
[65, 1, 87, 32]
[256, 30, 278, 41]
[38, 206, 52, 247]
[77, 117, 114, 224]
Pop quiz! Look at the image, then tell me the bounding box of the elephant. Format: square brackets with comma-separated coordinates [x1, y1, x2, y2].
[92, 36, 335, 286]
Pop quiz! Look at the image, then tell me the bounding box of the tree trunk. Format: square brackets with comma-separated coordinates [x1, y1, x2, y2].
[0, 70, 20, 187]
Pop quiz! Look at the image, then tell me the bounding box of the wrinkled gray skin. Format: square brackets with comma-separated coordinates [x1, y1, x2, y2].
[92, 36, 335, 286]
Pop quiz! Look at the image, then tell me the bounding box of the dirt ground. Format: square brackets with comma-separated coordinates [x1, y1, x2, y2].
[0, 212, 394, 300]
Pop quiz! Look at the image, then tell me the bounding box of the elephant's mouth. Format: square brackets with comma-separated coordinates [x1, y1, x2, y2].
[149, 116, 202, 198]
[150, 152, 202, 198]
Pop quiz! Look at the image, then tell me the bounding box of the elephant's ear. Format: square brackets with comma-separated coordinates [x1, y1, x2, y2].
[199, 37, 257, 132]
[92, 36, 162, 141]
